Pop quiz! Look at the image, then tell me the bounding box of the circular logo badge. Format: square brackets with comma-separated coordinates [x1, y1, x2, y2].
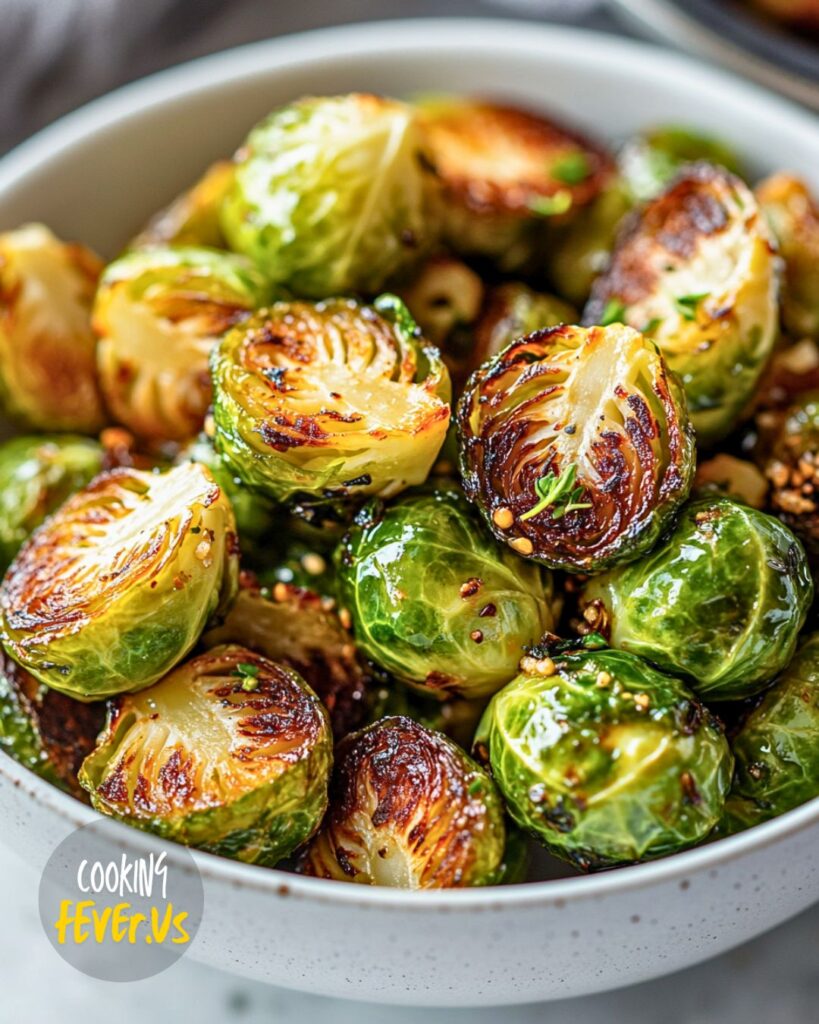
[38, 819, 204, 982]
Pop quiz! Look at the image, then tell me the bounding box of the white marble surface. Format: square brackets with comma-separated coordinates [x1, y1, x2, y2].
[2, 839, 817, 1022]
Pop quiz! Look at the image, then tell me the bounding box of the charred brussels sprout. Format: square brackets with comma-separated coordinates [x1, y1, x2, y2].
[585, 164, 779, 445]
[457, 322, 694, 573]
[0, 651, 103, 797]
[0, 224, 105, 432]
[472, 283, 577, 370]
[0, 462, 238, 700]
[0, 435, 104, 573]
[131, 161, 235, 250]
[756, 174, 819, 341]
[476, 642, 733, 868]
[619, 126, 746, 202]
[417, 98, 613, 272]
[762, 391, 819, 556]
[301, 716, 506, 887]
[202, 582, 370, 739]
[222, 94, 435, 297]
[583, 498, 812, 702]
[729, 634, 819, 822]
[79, 644, 332, 864]
[94, 247, 269, 443]
[336, 489, 556, 699]
[210, 295, 451, 508]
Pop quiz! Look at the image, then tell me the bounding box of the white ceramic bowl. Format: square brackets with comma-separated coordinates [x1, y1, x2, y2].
[1, 17, 819, 1008]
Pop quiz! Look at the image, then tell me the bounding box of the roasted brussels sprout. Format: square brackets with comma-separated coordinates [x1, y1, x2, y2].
[336, 489, 556, 699]
[202, 582, 370, 739]
[131, 160, 235, 250]
[398, 255, 484, 350]
[79, 644, 332, 864]
[694, 454, 768, 509]
[472, 283, 577, 370]
[475, 641, 733, 869]
[365, 681, 487, 751]
[762, 390, 819, 556]
[94, 246, 270, 443]
[619, 126, 746, 202]
[301, 716, 506, 887]
[417, 98, 613, 271]
[729, 633, 819, 822]
[585, 164, 779, 444]
[0, 435, 104, 573]
[222, 94, 435, 297]
[0, 462, 238, 700]
[210, 295, 451, 508]
[457, 322, 695, 573]
[756, 174, 819, 341]
[0, 224, 106, 432]
[582, 497, 813, 701]
[0, 651, 103, 797]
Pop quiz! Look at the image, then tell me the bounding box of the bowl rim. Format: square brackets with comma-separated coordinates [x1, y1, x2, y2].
[1, 16, 819, 910]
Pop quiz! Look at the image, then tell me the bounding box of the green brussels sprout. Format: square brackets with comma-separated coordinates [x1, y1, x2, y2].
[472, 282, 577, 370]
[417, 98, 614, 272]
[548, 179, 633, 306]
[729, 633, 819, 821]
[0, 435, 104, 573]
[619, 126, 746, 203]
[398, 254, 485, 350]
[457, 322, 695, 573]
[336, 488, 557, 699]
[178, 433, 275, 544]
[756, 173, 819, 340]
[79, 644, 332, 864]
[221, 94, 435, 297]
[0, 462, 238, 700]
[300, 716, 506, 887]
[475, 640, 733, 869]
[585, 164, 779, 445]
[0, 651, 103, 798]
[761, 390, 819, 556]
[94, 246, 270, 443]
[210, 295, 451, 509]
[131, 160, 235, 250]
[583, 498, 812, 702]
[202, 582, 370, 739]
[0, 224, 106, 432]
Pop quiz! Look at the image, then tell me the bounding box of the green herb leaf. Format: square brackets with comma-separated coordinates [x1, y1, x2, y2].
[235, 662, 261, 691]
[600, 298, 627, 327]
[640, 317, 664, 335]
[551, 151, 592, 186]
[519, 464, 592, 522]
[528, 190, 573, 217]
[674, 292, 710, 321]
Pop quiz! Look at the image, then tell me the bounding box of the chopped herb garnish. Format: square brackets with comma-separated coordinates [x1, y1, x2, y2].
[551, 151, 592, 186]
[519, 465, 592, 522]
[600, 298, 627, 327]
[528, 190, 573, 217]
[640, 317, 664, 335]
[674, 292, 710, 321]
[468, 778, 484, 796]
[190, 526, 201, 534]
[235, 662, 261, 691]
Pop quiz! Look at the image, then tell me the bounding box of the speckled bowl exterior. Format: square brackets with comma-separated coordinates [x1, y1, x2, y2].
[0, 19, 818, 1007]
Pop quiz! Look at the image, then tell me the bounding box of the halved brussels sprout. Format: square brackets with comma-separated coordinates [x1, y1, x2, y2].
[756, 174, 819, 341]
[0, 651, 103, 797]
[210, 295, 451, 508]
[582, 497, 812, 701]
[730, 633, 819, 822]
[457, 322, 695, 573]
[131, 161, 235, 250]
[202, 582, 370, 739]
[619, 126, 746, 203]
[472, 283, 577, 371]
[94, 246, 270, 443]
[336, 488, 557, 699]
[475, 640, 733, 869]
[0, 462, 238, 700]
[221, 94, 435, 297]
[0, 435, 104, 573]
[694, 454, 768, 509]
[417, 98, 614, 272]
[300, 716, 506, 887]
[0, 224, 106, 432]
[762, 390, 819, 556]
[79, 644, 332, 864]
[584, 164, 779, 445]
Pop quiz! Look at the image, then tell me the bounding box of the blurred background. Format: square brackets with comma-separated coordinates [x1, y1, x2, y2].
[0, 1, 817, 1021]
